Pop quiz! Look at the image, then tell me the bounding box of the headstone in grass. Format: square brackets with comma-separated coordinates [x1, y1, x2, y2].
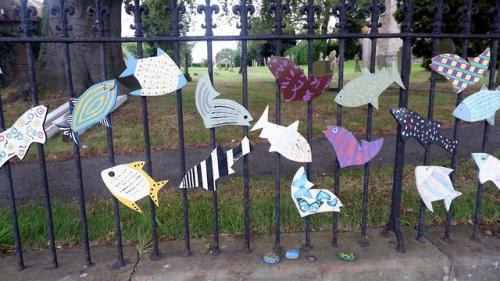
[354, 54, 361, 72]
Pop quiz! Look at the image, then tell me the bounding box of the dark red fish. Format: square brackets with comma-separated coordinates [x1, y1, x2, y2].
[267, 56, 332, 102]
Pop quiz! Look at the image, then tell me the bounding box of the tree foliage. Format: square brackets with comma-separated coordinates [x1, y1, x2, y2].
[395, 0, 495, 68]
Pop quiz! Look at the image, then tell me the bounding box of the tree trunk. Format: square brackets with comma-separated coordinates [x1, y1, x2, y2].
[40, 0, 125, 95]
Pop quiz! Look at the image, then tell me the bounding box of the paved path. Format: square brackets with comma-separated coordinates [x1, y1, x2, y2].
[2, 226, 499, 281]
[1, 123, 499, 206]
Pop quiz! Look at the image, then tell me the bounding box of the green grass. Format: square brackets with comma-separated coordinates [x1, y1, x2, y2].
[1, 61, 491, 162]
[1, 157, 498, 251]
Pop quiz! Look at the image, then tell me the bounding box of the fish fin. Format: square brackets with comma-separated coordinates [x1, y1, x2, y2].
[269, 142, 279, 152]
[391, 66, 406, 89]
[251, 105, 269, 132]
[157, 48, 167, 56]
[127, 161, 145, 171]
[496, 85, 500, 91]
[112, 192, 143, 213]
[100, 116, 111, 128]
[371, 98, 379, 110]
[423, 199, 434, 213]
[288, 120, 299, 131]
[149, 180, 168, 207]
[444, 191, 462, 212]
[119, 52, 138, 78]
[69, 98, 78, 107]
[487, 115, 495, 126]
[128, 89, 144, 96]
[481, 84, 488, 91]
[492, 176, 500, 189]
[56, 121, 81, 147]
[177, 73, 187, 90]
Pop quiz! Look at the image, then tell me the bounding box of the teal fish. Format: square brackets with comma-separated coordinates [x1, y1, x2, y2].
[335, 67, 405, 109]
[58, 80, 117, 145]
[453, 85, 500, 125]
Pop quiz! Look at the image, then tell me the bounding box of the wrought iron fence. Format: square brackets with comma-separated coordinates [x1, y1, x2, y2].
[0, 0, 498, 270]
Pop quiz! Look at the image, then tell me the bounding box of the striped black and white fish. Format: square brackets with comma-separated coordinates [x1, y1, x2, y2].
[179, 136, 253, 191]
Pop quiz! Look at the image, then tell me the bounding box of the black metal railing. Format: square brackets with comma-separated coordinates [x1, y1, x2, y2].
[0, 0, 498, 270]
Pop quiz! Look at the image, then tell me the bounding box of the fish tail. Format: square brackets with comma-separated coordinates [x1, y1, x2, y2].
[149, 180, 168, 207]
[250, 105, 269, 132]
[391, 65, 405, 89]
[56, 114, 81, 146]
[230, 136, 253, 161]
[119, 52, 138, 78]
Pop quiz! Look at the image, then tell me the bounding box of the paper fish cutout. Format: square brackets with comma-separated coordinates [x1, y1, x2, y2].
[101, 161, 167, 213]
[415, 166, 461, 212]
[472, 153, 500, 190]
[335, 67, 405, 109]
[429, 48, 490, 93]
[291, 166, 342, 217]
[195, 74, 253, 128]
[0, 105, 47, 168]
[391, 108, 458, 154]
[267, 56, 332, 102]
[120, 48, 187, 96]
[179, 136, 253, 191]
[251, 106, 312, 162]
[323, 126, 383, 168]
[57, 80, 117, 146]
[453, 85, 500, 126]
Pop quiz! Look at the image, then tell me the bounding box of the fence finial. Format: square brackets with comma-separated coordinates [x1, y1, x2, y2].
[125, 0, 149, 37]
[164, 0, 186, 35]
[198, 0, 220, 36]
[300, 0, 321, 33]
[364, 0, 386, 31]
[87, 0, 110, 37]
[333, 0, 354, 31]
[14, 0, 37, 37]
[50, 0, 75, 37]
[268, 0, 290, 34]
[233, 0, 255, 32]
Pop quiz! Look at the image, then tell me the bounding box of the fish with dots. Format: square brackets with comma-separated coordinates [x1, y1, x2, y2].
[101, 161, 167, 213]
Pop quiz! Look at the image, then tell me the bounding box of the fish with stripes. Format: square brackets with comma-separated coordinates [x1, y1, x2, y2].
[415, 166, 461, 212]
[430, 48, 490, 93]
[57, 80, 117, 146]
[195, 74, 253, 128]
[323, 126, 383, 168]
[453, 85, 500, 126]
[179, 136, 253, 191]
[391, 108, 458, 154]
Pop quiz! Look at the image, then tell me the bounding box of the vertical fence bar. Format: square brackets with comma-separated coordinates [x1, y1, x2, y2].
[0, 86, 24, 271]
[359, 0, 385, 247]
[198, 0, 220, 254]
[268, 0, 289, 252]
[233, 0, 255, 251]
[165, 0, 191, 256]
[88, 0, 124, 266]
[299, 0, 320, 251]
[384, 0, 416, 253]
[51, 0, 92, 266]
[125, 0, 160, 258]
[472, 0, 499, 240]
[16, 0, 58, 268]
[331, 0, 351, 247]
[445, 0, 476, 242]
[416, 0, 446, 242]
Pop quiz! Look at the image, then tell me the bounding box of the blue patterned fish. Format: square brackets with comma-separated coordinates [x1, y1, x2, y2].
[291, 167, 342, 217]
[58, 80, 118, 145]
[120, 48, 187, 96]
[453, 85, 500, 125]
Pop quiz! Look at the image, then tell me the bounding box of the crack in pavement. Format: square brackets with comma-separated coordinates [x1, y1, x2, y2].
[128, 248, 141, 281]
[425, 234, 457, 281]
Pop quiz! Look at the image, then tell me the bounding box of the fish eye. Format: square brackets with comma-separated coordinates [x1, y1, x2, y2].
[244, 115, 248, 119]
[481, 156, 486, 160]
[108, 171, 115, 177]
[338, 95, 343, 100]
[332, 128, 338, 133]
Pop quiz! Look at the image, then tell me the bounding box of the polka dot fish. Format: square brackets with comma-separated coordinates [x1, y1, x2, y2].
[0, 105, 47, 168]
[57, 80, 118, 146]
[120, 48, 187, 96]
[391, 108, 458, 154]
[430, 48, 490, 93]
[452, 85, 500, 126]
[101, 161, 168, 213]
[471, 153, 500, 190]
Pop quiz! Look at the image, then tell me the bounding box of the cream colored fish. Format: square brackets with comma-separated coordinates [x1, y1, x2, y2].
[101, 161, 167, 213]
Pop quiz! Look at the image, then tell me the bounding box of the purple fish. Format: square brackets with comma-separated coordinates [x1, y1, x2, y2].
[323, 126, 383, 168]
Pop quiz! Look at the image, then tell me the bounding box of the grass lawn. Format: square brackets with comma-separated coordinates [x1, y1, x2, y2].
[0, 61, 490, 162]
[0, 156, 498, 252]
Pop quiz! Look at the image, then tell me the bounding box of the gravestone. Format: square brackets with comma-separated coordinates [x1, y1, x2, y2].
[184, 53, 192, 82]
[354, 54, 362, 72]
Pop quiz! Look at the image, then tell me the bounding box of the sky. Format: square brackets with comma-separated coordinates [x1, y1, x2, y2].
[121, 1, 238, 63]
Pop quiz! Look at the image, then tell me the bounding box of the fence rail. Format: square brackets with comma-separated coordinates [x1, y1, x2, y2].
[0, 0, 498, 271]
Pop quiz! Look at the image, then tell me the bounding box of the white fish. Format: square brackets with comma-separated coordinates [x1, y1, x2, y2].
[415, 166, 462, 212]
[471, 153, 500, 190]
[101, 161, 168, 213]
[251, 106, 312, 163]
[0, 105, 47, 168]
[291, 167, 342, 217]
[119, 48, 187, 96]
